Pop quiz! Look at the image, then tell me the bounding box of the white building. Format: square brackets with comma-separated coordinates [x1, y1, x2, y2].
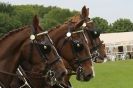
[100, 32, 133, 60]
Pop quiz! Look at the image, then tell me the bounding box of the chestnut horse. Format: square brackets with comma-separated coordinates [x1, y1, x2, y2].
[51, 6, 107, 88]
[0, 16, 67, 88]
[47, 14, 95, 88]
[11, 6, 106, 88]
[70, 6, 107, 63]
[44, 6, 106, 88]
[10, 14, 94, 88]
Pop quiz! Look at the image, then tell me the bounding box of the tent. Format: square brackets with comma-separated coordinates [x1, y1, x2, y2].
[100, 32, 133, 60]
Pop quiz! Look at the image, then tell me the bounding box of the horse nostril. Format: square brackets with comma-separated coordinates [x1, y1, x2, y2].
[84, 73, 93, 81]
[77, 66, 83, 73]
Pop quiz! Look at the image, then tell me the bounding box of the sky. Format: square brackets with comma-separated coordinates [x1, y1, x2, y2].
[0, 0, 133, 23]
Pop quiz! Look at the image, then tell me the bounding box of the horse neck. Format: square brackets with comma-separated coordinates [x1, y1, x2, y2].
[49, 24, 69, 44]
[0, 27, 31, 52]
[0, 27, 31, 60]
[0, 27, 31, 86]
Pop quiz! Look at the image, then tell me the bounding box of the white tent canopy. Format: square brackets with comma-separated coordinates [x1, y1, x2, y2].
[100, 32, 133, 46]
[100, 32, 133, 60]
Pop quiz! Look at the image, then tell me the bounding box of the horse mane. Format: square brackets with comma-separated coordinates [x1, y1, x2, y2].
[48, 25, 61, 32]
[69, 14, 81, 23]
[0, 25, 30, 41]
[48, 15, 80, 32]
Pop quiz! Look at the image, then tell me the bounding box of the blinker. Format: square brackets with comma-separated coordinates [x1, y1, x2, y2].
[72, 41, 84, 52]
[89, 29, 100, 39]
[37, 44, 51, 54]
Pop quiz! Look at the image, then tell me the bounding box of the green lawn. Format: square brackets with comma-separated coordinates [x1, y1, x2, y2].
[70, 59, 133, 88]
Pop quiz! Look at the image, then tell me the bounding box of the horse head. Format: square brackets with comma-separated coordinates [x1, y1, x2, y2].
[71, 6, 107, 63]
[49, 16, 94, 82]
[20, 15, 67, 86]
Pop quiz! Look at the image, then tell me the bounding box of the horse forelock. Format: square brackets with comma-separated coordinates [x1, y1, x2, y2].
[0, 25, 30, 42]
[70, 14, 81, 23]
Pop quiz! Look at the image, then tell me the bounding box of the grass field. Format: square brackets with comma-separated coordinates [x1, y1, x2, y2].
[70, 59, 133, 88]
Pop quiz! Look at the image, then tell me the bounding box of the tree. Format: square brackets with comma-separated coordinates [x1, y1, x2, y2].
[0, 13, 22, 36]
[41, 18, 60, 30]
[111, 18, 133, 32]
[42, 7, 76, 29]
[92, 17, 109, 33]
[0, 13, 10, 33]
[13, 5, 37, 25]
[0, 2, 15, 15]
[35, 6, 53, 18]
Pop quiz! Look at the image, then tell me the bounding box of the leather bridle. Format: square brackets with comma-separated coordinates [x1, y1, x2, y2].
[58, 22, 92, 75]
[79, 15, 104, 62]
[0, 25, 61, 88]
[18, 26, 62, 87]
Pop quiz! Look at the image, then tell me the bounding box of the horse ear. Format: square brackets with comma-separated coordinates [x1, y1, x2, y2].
[81, 6, 89, 18]
[32, 15, 42, 33]
[87, 8, 89, 17]
[33, 15, 39, 29]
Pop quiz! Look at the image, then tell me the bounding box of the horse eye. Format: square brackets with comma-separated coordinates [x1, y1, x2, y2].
[43, 45, 51, 54]
[38, 44, 51, 54]
[44, 45, 47, 49]
[72, 41, 84, 52]
[90, 30, 100, 39]
[77, 44, 80, 47]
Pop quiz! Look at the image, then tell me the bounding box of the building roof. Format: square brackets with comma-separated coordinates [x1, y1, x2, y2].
[100, 32, 133, 46]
